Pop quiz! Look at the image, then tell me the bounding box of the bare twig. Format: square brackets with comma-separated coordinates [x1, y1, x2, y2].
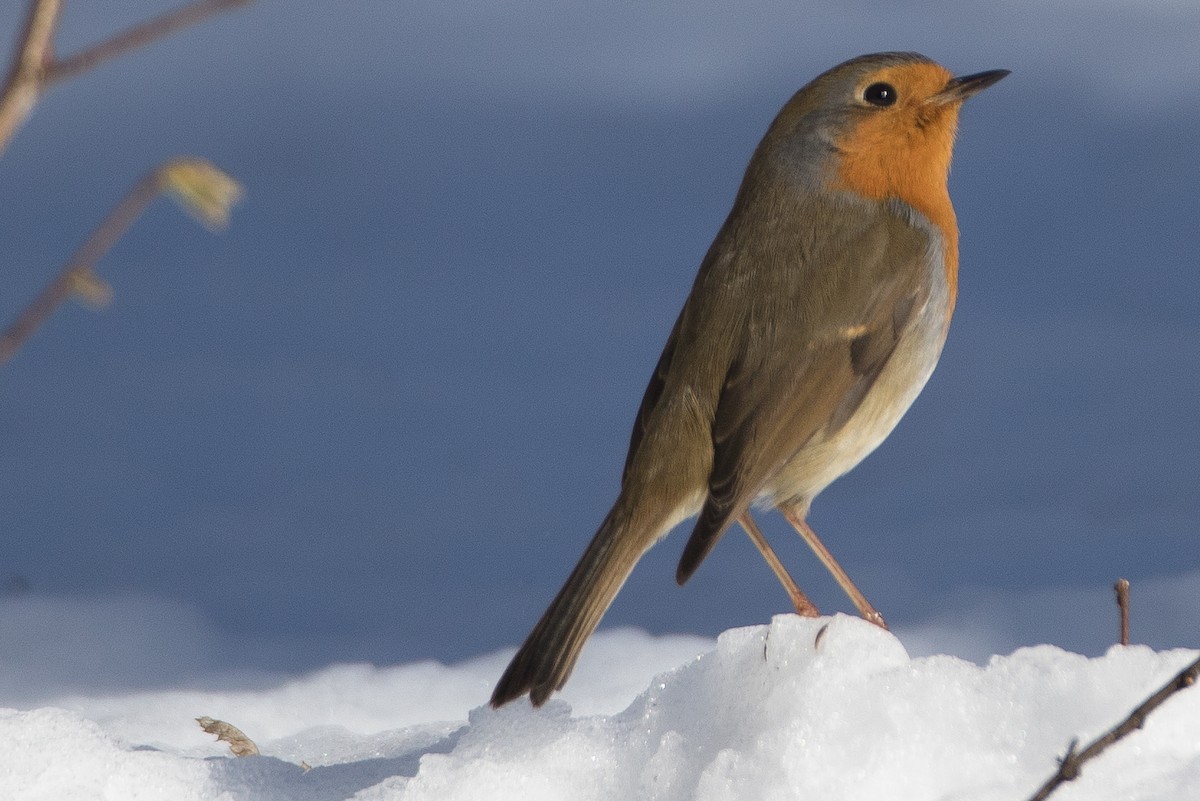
[0, 0, 63, 153]
[46, 0, 253, 85]
[1026, 653, 1200, 801]
[0, 170, 159, 364]
[0, 0, 251, 156]
[0, 157, 240, 365]
[1114, 578, 1130, 646]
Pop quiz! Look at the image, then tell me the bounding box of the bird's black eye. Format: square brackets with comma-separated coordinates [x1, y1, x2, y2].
[863, 82, 897, 107]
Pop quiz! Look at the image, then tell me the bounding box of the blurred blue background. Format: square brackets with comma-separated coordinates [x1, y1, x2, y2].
[1, 1, 1198, 684]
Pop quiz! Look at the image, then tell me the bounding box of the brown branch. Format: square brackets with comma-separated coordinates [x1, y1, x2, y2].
[1114, 578, 1130, 646]
[0, 0, 62, 155]
[0, 169, 160, 365]
[0, 157, 239, 365]
[1026, 652, 1200, 801]
[45, 0, 253, 86]
[0, 0, 252, 157]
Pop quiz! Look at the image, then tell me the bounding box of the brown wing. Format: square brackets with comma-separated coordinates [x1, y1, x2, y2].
[622, 314, 682, 484]
[675, 204, 932, 584]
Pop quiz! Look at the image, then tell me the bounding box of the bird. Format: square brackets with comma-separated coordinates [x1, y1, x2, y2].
[491, 52, 1008, 708]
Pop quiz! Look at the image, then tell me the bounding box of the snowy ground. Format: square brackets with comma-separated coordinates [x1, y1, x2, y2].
[2, 613, 1198, 800]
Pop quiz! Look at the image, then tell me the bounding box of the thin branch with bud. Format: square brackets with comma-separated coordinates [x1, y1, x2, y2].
[0, 0, 249, 364]
[0, 157, 240, 366]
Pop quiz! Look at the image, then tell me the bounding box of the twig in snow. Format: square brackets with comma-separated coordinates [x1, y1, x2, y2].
[1114, 578, 1130, 647]
[1025, 652, 1200, 801]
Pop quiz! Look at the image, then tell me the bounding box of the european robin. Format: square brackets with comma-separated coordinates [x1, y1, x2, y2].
[491, 52, 1007, 708]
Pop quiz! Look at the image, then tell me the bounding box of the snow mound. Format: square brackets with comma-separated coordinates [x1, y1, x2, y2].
[3, 615, 1198, 800]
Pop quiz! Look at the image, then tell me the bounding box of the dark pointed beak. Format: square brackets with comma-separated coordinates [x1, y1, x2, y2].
[929, 69, 1010, 105]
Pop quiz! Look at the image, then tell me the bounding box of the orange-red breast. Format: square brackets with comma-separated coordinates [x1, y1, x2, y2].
[492, 52, 1007, 708]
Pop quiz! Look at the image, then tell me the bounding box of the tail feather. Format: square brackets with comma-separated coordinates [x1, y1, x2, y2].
[490, 506, 650, 708]
[674, 493, 739, 585]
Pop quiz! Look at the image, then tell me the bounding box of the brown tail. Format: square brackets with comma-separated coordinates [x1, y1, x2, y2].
[490, 505, 652, 708]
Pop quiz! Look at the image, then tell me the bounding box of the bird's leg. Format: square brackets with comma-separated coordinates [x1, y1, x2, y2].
[737, 512, 820, 618]
[779, 506, 887, 630]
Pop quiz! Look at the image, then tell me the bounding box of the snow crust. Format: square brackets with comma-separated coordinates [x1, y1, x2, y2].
[3, 615, 1198, 800]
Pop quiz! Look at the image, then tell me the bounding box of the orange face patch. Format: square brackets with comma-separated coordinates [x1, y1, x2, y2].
[829, 62, 963, 310]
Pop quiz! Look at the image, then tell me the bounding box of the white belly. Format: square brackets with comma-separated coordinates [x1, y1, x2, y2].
[765, 276, 952, 511]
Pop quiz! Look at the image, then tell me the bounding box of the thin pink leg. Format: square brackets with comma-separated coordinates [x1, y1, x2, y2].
[780, 507, 887, 630]
[738, 512, 820, 618]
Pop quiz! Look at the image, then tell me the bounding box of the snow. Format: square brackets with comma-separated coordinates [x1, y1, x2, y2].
[2, 615, 1197, 800]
